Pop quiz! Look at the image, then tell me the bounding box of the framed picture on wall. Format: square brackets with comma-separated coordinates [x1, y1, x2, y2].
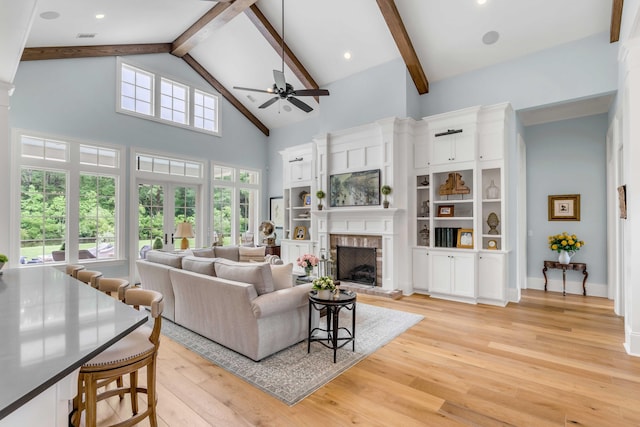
[548, 194, 580, 221]
[329, 169, 380, 207]
[270, 197, 284, 228]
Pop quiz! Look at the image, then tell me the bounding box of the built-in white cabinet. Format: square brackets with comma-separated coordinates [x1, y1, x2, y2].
[431, 128, 475, 164]
[430, 251, 476, 298]
[285, 147, 313, 185]
[478, 252, 506, 304]
[412, 248, 429, 291]
[410, 103, 511, 305]
[413, 140, 430, 169]
[281, 240, 315, 264]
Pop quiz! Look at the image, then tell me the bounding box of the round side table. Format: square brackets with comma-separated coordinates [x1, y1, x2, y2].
[307, 289, 356, 363]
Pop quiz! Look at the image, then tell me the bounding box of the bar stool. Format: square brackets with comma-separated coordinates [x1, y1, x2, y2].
[75, 270, 103, 288]
[65, 264, 85, 279]
[97, 277, 130, 301]
[72, 288, 163, 427]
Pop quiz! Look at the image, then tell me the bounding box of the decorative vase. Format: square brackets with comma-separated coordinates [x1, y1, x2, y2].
[316, 289, 331, 299]
[558, 250, 572, 264]
[318, 204, 323, 210]
[383, 200, 390, 209]
[486, 179, 499, 199]
[305, 266, 313, 277]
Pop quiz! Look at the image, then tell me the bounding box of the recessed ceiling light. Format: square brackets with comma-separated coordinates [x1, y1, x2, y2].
[343, 51, 352, 60]
[477, 0, 487, 5]
[283, 105, 292, 112]
[40, 11, 60, 20]
[482, 30, 500, 45]
[95, 13, 105, 19]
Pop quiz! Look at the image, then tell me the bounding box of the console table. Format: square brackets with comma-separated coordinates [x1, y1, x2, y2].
[542, 261, 588, 296]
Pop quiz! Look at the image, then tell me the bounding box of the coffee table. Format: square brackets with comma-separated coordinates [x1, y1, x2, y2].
[307, 289, 356, 362]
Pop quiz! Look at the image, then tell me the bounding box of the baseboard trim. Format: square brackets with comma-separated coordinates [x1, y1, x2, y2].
[526, 277, 608, 298]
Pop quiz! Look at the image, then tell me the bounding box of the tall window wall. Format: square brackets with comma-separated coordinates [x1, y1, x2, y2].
[15, 133, 124, 264]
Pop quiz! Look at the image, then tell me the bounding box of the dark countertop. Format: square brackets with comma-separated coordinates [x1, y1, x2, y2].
[0, 267, 147, 420]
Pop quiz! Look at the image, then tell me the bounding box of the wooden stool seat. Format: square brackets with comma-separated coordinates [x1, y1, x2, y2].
[72, 288, 163, 427]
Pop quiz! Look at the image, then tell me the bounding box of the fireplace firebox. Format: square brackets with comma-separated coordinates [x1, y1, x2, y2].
[336, 246, 377, 286]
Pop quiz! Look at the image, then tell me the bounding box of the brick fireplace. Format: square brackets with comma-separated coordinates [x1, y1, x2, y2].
[330, 234, 383, 286]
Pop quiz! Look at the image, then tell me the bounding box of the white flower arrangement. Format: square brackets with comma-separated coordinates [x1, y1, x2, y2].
[312, 276, 336, 291]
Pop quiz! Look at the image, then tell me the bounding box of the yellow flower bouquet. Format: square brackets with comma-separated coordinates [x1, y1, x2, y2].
[548, 232, 584, 253]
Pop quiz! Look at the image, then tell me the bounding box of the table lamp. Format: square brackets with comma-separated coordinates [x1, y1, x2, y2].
[174, 222, 194, 250]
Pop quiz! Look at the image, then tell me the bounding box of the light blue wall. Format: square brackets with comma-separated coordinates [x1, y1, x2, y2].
[524, 114, 608, 285]
[11, 54, 268, 165]
[267, 58, 410, 196]
[421, 32, 618, 117]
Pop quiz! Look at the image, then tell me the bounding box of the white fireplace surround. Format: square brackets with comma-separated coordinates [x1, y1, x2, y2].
[315, 207, 404, 291]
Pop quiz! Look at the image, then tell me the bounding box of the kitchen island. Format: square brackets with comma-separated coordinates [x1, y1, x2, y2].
[0, 267, 147, 426]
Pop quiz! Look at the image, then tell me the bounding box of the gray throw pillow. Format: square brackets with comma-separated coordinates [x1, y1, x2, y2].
[214, 258, 274, 295]
[182, 256, 217, 276]
[146, 250, 184, 268]
[214, 245, 240, 262]
[191, 247, 216, 258]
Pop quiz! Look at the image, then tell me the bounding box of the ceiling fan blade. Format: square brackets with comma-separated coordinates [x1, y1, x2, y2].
[233, 86, 273, 94]
[273, 70, 286, 92]
[259, 97, 279, 109]
[288, 97, 313, 113]
[290, 89, 330, 97]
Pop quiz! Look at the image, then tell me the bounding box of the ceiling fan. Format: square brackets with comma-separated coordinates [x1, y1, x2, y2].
[233, 0, 330, 113]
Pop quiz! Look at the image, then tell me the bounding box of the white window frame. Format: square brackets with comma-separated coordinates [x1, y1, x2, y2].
[212, 163, 261, 245]
[11, 130, 126, 266]
[116, 57, 221, 137]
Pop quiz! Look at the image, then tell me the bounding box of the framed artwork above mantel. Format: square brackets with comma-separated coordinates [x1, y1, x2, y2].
[329, 169, 381, 207]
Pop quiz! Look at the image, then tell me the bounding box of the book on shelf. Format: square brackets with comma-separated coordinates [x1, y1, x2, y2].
[435, 227, 461, 248]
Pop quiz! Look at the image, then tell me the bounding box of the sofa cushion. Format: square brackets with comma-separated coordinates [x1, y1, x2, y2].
[214, 258, 274, 295]
[182, 256, 217, 276]
[239, 246, 266, 262]
[191, 247, 216, 258]
[145, 250, 184, 269]
[214, 245, 240, 262]
[271, 263, 294, 291]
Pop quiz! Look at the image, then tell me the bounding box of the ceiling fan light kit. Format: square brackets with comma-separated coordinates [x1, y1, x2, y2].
[233, 0, 329, 113]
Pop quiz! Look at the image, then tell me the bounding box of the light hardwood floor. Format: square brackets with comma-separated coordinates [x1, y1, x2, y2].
[96, 290, 640, 426]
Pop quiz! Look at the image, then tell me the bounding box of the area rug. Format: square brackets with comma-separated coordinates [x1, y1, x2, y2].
[159, 303, 423, 405]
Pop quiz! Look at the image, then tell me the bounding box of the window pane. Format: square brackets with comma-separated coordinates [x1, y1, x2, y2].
[21, 136, 44, 158]
[185, 162, 201, 178]
[213, 165, 233, 181]
[136, 101, 151, 115]
[213, 186, 232, 245]
[79, 146, 98, 165]
[79, 173, 117, 259]
[122, 67, 135, 84]
[98, 148, 118, 168]
[240, 169, 258, 185]
[170, 160, 185, 176]
[20, 168, 67, 265]
[138, 155, 152, 172]
[154, 158, 170, 174]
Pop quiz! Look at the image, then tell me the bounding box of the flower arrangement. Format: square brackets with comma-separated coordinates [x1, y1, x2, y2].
[548, 232, 585, 253]
[312, 276, 336, 292]
[297, 253, 319, 270]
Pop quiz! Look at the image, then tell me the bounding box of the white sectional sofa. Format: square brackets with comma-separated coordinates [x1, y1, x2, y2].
[135, 246, 315, 361]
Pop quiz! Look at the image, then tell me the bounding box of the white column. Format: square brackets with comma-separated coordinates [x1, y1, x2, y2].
[621, 39, 640, 355]
[0, 82, 13, 260]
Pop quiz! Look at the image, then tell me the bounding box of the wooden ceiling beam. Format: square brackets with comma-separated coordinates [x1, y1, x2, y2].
[182, 54, 269, 136]
[21, 43, 171, 61]
[171, 0, 258, 57]
[244, 4, 320, 93]
[610, 0, 624, 43]
[376, 0, 429, 94]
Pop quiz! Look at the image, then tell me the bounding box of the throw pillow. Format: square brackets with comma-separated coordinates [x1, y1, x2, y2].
[271, 263, 294, 290]
[214, 258, 274, 295]
[191, 247, 215, 258]
[214, 245, 240, 262]
[182, 256, 217, 276]
[264, 254, 284, 265]
[145, 250, 184, 268]
[239, 246, 266, 262]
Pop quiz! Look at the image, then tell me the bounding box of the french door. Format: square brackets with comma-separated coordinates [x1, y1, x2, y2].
[137, 181, 198, 257]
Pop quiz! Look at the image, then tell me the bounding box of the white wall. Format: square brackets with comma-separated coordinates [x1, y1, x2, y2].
[524, 114, 608, 295]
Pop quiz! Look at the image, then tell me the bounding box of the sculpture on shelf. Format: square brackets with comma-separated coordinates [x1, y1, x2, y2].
[419, 225, 430, 245]
[487, 212, 500, 235]
[439, 172, 470, 196]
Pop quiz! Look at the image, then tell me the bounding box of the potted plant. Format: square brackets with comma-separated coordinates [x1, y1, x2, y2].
[381, 185, 392, 208]
[0, 254, 8, 273]
[316, 189, 326, 210]
[312, 276, 336, 299]
[152, 236, 164, 250]
[548, 232, 585, 264]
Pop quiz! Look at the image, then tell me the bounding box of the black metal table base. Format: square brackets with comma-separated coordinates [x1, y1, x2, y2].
[307, 290, 356, 363]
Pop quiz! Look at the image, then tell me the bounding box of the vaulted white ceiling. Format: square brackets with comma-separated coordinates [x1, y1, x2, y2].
[2, 0, 619, 133]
